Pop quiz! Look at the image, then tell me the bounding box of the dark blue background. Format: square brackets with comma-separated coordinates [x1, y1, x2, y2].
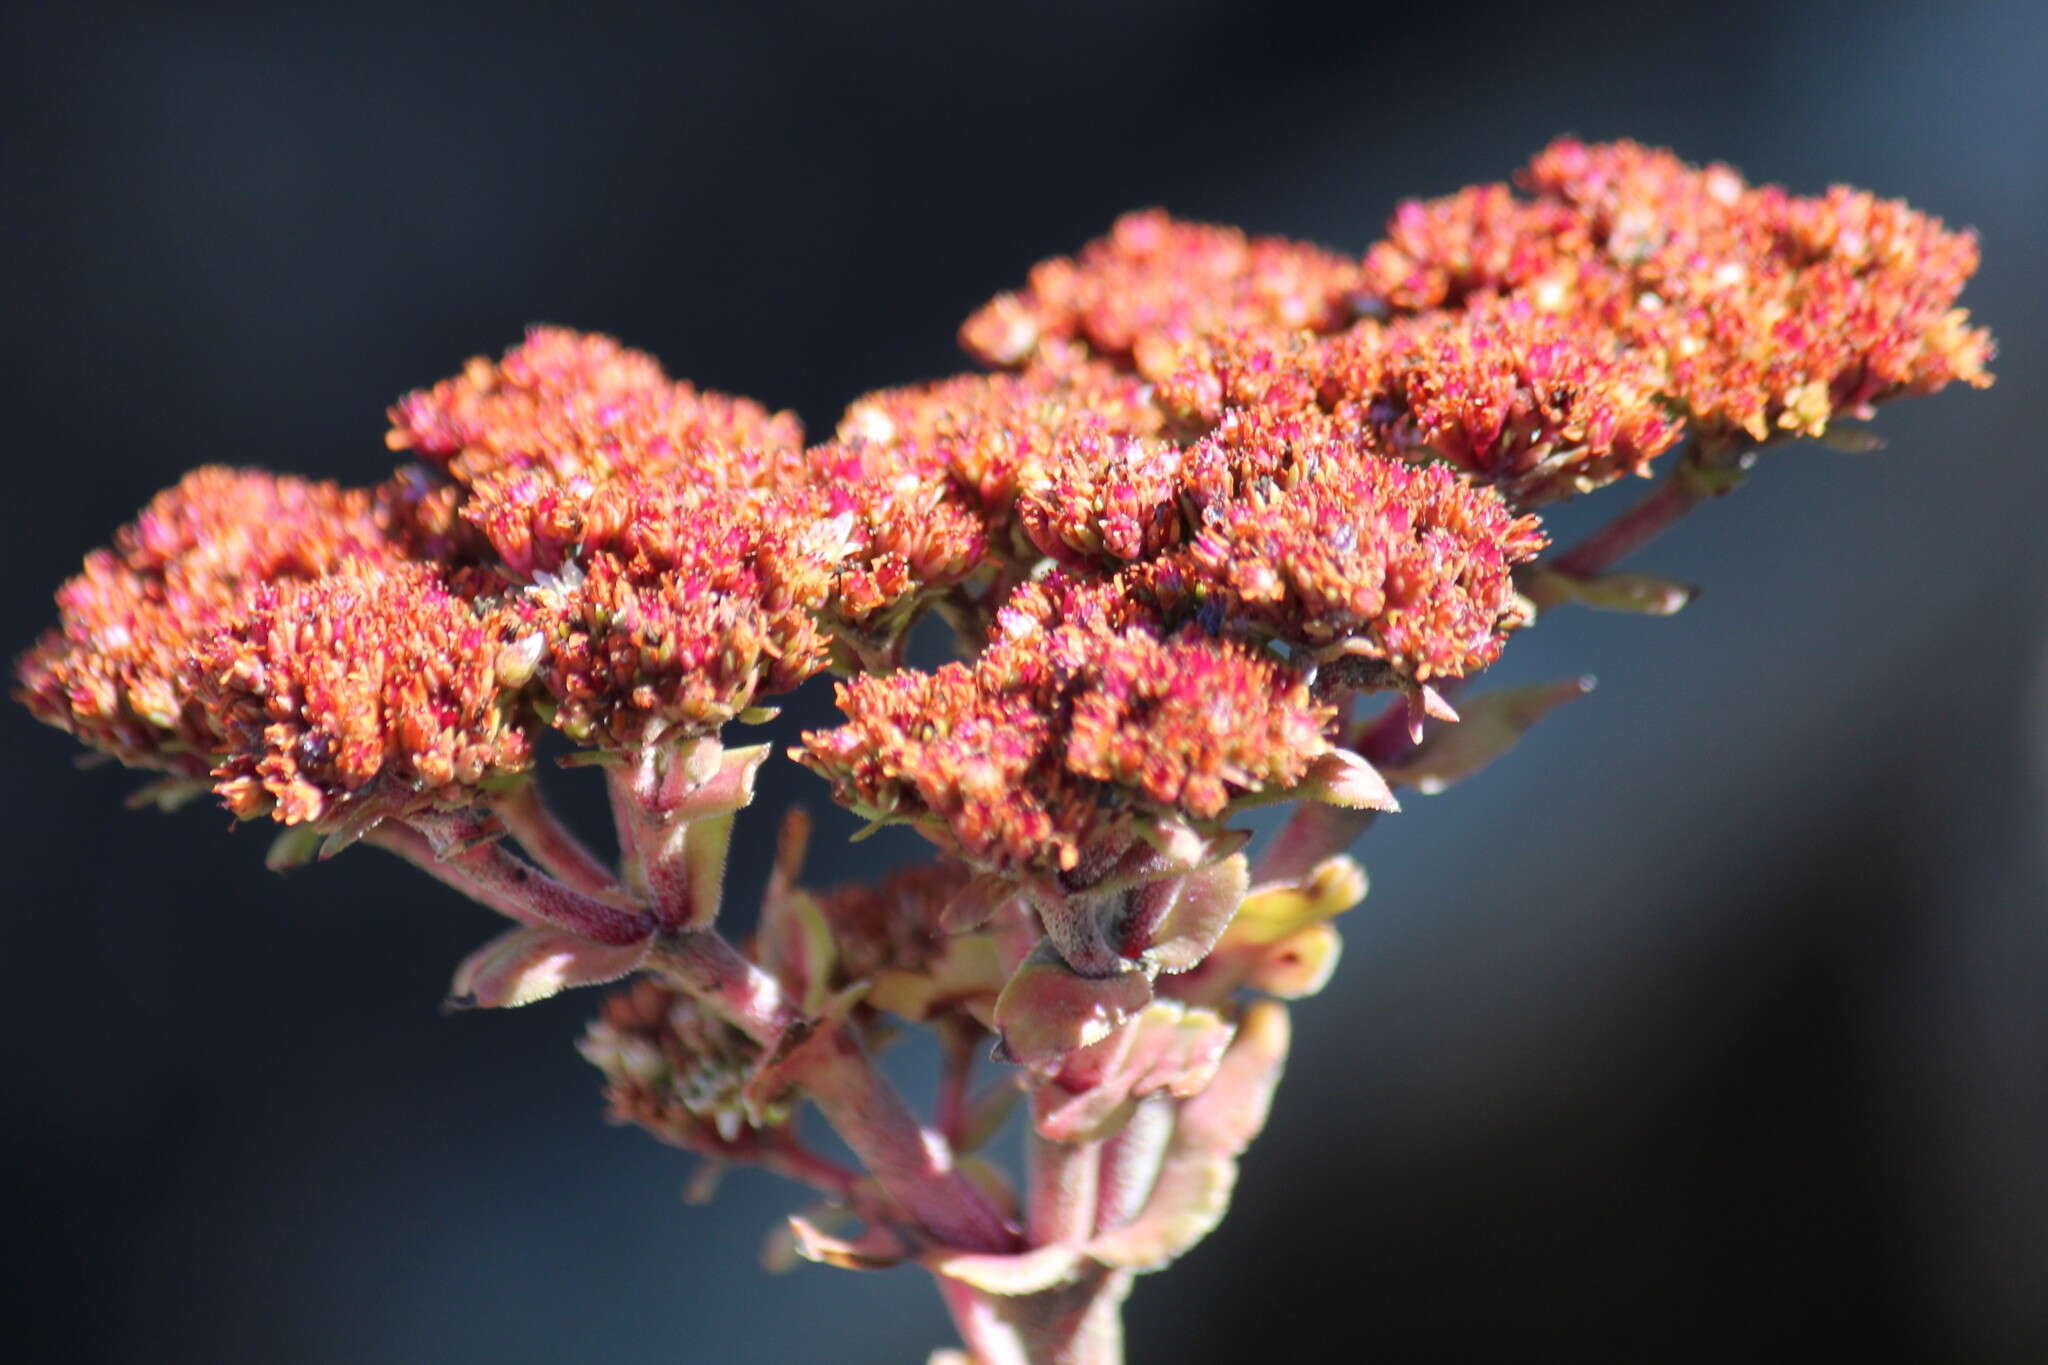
[5, 2, 2044, 1360]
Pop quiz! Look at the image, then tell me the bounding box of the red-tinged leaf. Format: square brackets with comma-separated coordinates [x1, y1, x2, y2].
[1382, 676, 1595, 794]
[1298, 749, 1400, 811]
[1136, 854, 1250, 974]
[994, 940, 1153, 1075]
[446, 924, 652, 1010]
[1246, 924, 1343, 999]
[788, 1210, 909, 1272]
[1036, 1002, 1235, 1143]
[925, 1243, 1086, 1296]
[1086, 1002, 1289, 1272]
[1530, 566, 1694, 615]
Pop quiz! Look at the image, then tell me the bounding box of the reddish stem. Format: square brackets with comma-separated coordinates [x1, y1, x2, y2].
[368, 819, 652, 944]
[645, 932, 1017, 1255]
[1026, 1129, 1100, 1248]
[493, 779, 622, 899]
[937, 1022, 977, 1150]
[938, 1279, 1031, 1365]
[644, 930, 799, 1046]
[780, 1022, 1021, 1255]
[1093, 1095, 1173, 1235]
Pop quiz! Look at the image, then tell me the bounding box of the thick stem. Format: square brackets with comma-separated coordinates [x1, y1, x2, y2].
[781, 1022, 1020, 1255]
[643, 931, 1016, 1254]
[367, 820, 651, 944]
[938, 1280, 1031, 1365]
[1093, 1095, 1173, 1235]
[1026, 1131, 1100, 1248]
[604, 760, 652, 900]
[937, 1021, 977, 1150]
[937, 1268, 1130, 1365]
[643, 930, 799, 1046]
[493, 779, 621, 898]
[1004, 1268, 1130, 1365]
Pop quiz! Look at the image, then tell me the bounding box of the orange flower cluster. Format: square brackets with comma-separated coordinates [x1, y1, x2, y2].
[797, 580, 1336, 874]
[18, 468, 401, 774]
[1363, 138, 1993, 445]
[19, 142, 1993, 869]
[1137, 441, 1547, 680]
[959, 209, 1362, 373]
[387, 325, 804, 491]
[836, 358, 1165, 517]
[197, 559, 536, 825]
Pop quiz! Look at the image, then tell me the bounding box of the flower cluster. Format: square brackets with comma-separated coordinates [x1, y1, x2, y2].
[197, 559, 536, 825]
[797, 579, 1339, 875]
[1364, 138, 1993, 446]
[581, 976, 789, 1148]
[18, 468, 402, 775]
[959, 208, 1362, 372]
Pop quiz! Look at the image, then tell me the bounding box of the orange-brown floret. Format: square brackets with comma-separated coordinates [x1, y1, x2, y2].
[1320, 301, 1683, 503]
[1359, 139, 1993, 445]
[1015, 431, 1191, 570]
[1360, 183, 1594, 313]
[837, 359, 1165, 516]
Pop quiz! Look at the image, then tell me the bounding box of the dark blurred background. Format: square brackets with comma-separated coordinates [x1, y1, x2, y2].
[4, 1, 2044, 1361]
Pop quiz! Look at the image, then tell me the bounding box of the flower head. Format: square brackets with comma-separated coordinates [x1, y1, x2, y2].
[797, 579, 1335, 875]
[1361, 139, 1993, 445]
[837, 359, 1164, 517]
[1135, 442, 1546, 682]
[959, 209, 1360, 373]
[794, 441, 992, 644]
[1361, 182, 1594, 313]
[581, 977, 788, 1149]
[17, 468, 402, 774]
[470, 473, 835, 747]
[1320, 301, 1684, 503]
[197, 558, 536, 826]
[387, 325, 803, 491]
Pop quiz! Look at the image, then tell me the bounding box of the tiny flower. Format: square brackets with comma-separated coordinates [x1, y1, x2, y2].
[195, 558, 536, 826]
[795, 441, 992, 642]
[959, 209, 1361, 373]
[17, 468, 402, 774]
[1360, 182, 1594, 312]
[1147, 325, 1332, 428]
[1015, 431, 1190, 570]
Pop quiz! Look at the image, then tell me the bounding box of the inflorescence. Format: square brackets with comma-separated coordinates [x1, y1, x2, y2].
[15, 143, 1994, 1321]
[21, 137, 1992, 900]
